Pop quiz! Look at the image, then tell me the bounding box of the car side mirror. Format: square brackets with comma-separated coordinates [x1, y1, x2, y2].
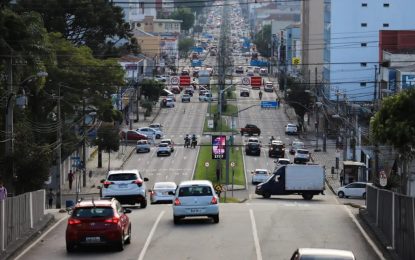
[168, 191, 175, 195]
[144, 177, 149, 182]
[100, 179, 105, 183]
[124, 208, 132, 214]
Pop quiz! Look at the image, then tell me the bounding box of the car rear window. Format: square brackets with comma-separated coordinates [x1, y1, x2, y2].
[108, 173, 138, 181]
[255, 171, 268, 175]
[298, 150, 309, 154]
[73, 207, 113, 218]
[178, 186, 213, 196]
[154, 183, 176, 189]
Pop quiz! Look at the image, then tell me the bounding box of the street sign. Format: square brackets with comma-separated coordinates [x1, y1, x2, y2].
[170, 76, 179, 85]
[205, 162, 210, 168]
[207, 119, 214, 129]
[180, 76, 191, 86]
[242, 77, 250, 85]
[250, 76, 262, 87]
[260, 101, 277, 109]
[230, 162, 236, 168]
[379, 170, 387, 187]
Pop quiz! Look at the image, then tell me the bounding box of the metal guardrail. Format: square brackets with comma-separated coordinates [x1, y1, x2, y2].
[0, 190, 46, 252]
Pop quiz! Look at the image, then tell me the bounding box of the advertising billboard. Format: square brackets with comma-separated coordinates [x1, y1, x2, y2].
[212, 135, 226, 160]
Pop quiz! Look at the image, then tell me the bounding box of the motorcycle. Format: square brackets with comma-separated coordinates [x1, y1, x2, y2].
[184, 138, 190, 148]
[259, 91, 263, 100]
[191, 139, 197, 148]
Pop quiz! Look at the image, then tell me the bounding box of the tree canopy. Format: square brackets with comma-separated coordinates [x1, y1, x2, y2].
[170, 8, 195, 32]
[178, 38, 194, 57]
[371, 88, 415, 156]
[253, 24, 271, 58]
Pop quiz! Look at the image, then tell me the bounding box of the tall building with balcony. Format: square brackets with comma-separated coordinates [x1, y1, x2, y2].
[113, 0, 157, 24]
[323, 0, 415, 102]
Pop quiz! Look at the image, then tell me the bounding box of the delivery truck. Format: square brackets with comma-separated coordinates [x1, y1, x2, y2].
[255, 164, 325, 200]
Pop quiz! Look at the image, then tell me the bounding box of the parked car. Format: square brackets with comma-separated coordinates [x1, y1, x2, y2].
[285, 123, 298, 135]
[171, 180, 219, 224]
[136, 140, 150, 153]
[290, 248, 355, 260]
[149, 182, 177, 204]
[156, 143, 172, 156]
[136, 127, 163, 139]
[101, 169, 149, 207]
[65, 198, 132, 252]
[182, 94, 191, 102]
[337, 182, 370, 199]
[290, 141, 305, 154]
[240, 88, 250, 97]
[120, 130, 148, 141]
[160, 138, 175, 152]
[294, 149, 311, 164]
[251, 169, 270, 184]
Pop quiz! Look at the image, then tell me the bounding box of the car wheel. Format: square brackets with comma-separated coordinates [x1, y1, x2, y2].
[141, 199, 147, 208]
[173, 216, 181, 225]
[157, 153, 160, 157]
[66, 243, 75, 253]
[125, 225, 131, 244]
[212, 214, 219, 223]
[147, 148, 150, 153]
[136, 150, 139, 154]
[262, 193, 271, 199]
[302, 193, 313, 200]
[338, 191, 345, 198]
[156, 134, 161, 139]
[362, 192, 366, 199]
[115, 234, 124, 251]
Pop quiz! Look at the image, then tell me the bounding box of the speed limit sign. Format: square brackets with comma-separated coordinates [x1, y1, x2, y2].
[204, 162, 210, 168]
[170, 76, 179, 85]
[242, 77, 250, 85]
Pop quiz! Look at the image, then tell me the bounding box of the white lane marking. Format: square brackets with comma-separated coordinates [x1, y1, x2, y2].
[14, 215, 68, 260]
[249, 209, 263, 260]
[174, 150, 178, 158]
[138, 210, 165, 260]
[343, 205, 386, 260]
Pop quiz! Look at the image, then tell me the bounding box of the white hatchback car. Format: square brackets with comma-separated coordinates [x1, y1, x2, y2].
[171, 180, 219, 224]
[251, 169, 270, 184]
[149, 182, 177, 204]
[285, 123, 298, 135]
[337, 182, 370, 199]
[101, 170, 149, 208]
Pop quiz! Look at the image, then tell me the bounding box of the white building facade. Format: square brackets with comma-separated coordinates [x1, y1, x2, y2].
[324, 0, 415, 102]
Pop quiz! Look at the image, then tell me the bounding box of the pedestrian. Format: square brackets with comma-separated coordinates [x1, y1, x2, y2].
[68, 170, 74, 190]
[340, 175, 344, 186]
[89, 170, 93, 179]
[47, 189, 54, 208]
[0, 179, 7, 201]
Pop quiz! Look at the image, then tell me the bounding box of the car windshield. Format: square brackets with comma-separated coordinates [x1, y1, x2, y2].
[73, 207, 113, 218]
[178, 186, 213, 196]
[108, 173, 137, 181]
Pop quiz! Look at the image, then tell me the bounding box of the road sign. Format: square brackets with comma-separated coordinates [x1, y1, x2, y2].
[180, 76, 191, 86]
[207, 119, 214, 129]
[214, 184, 224, 193]
[292, 57, 301, 65]
[170, 76, 179, 85]
[260, 101, 277, 109]
[379, 170, 387, 187]
[230, 162, 235, 168]
[242, 77, 250, 85]
[205, 162, 210, 168]
[250, 76, 262, 87]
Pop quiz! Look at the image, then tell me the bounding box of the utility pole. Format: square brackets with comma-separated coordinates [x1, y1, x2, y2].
[314, 67, 320, 152]
[82, 98, 86, 187]
[5, 53, 14, 192]
[373, 65, 378, 110]
[56, 86, 62, 208]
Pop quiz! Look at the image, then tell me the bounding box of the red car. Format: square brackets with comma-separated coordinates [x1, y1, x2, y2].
[65, 198, 132, 252]
[120, 130, 148, 141]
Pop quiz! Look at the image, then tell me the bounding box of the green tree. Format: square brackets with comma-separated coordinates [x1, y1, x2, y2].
[170, 8, 195, 32]
[285, 77, 313, 127]
[253, 24, 271, 58]
[95, 124, 120, 169]
[140, 79, 165, 102]
[371, 88, 415, 193]
[174, 0, 206, 14]
[15, 0, 139, 57]
[178, 38, 194, 57]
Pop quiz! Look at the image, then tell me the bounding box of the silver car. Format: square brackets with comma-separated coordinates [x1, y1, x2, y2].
[290, 248, 355, 260]
[149, 182, 177, 204]
[171, 180, 219, 224]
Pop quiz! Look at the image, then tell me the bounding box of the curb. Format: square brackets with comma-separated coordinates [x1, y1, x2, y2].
[2, 214, 54, 260]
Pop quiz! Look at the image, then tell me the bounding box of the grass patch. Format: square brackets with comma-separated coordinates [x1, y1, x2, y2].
[219, 197, 241, 203]
[209, 104, 238, 117]
[194, 144, 245, 188]
[203, 117, 233, 132]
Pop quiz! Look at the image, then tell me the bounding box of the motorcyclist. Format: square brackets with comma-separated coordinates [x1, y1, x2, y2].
[191, 134, 197, 148]
[259, 90, 263, 100]
[270, 136, 275, 144]
[184, 134, 190, 148]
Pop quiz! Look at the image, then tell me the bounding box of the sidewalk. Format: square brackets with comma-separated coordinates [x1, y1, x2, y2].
[59, 103, 162, 206]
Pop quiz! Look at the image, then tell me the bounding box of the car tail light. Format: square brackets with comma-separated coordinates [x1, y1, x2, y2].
[150, 190, 155, 196]
[210, 196, 218, 204]
[174, 198, 181, 206]
[103, 181, 113, 188]
[104, 217, 120, 224]
[68, 218, 82, 225]
[132, 179, 143, 187]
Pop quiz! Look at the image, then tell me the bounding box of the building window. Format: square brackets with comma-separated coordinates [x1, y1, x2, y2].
[383, 23, 389, 27]
[361, 3, 367, 7]
[360, 82, 367, 87]
[360, 62, 367, 67]
[361, 43, 367, 47]
[361, 23, 367, 27]
[383, 3, 390, 7]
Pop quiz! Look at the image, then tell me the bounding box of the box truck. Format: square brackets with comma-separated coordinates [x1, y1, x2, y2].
[255, 164, 325, 200]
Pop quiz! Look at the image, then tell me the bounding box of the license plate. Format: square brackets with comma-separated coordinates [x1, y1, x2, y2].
[189, 208, 202, 213]
[85, 237, 100, 243]
[119, 184, 128, 188]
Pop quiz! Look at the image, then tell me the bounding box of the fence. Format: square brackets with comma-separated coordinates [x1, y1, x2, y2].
[0, 189, 46, 252]
[366, 185, 415, 260]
